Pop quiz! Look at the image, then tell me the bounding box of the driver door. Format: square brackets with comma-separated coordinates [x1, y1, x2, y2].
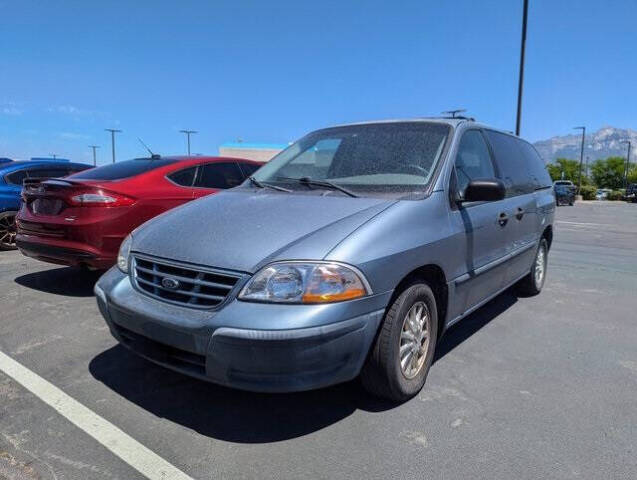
[448, 130, 509, 317]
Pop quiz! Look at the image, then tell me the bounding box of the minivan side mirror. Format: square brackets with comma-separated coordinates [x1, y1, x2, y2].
[461, 178, 506, 203]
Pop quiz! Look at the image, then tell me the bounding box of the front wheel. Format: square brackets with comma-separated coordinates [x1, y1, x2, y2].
[361, 282, 438, 402]
[517, 238, 548, 295]
[0, 211, 18, 250]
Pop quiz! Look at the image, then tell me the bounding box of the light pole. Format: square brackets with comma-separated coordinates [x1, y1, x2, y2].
[620, 140, 631, 190]
[515, 0, 529, 136]
[574, 126, 586, 193]
[179, 130, 197, 156]
[88, 145, 100, 166]
[49, 153, 57, 159]
[105, 129, 122, 163]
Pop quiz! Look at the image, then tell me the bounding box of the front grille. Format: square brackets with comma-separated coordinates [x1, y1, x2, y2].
[131, 255, 241, 309]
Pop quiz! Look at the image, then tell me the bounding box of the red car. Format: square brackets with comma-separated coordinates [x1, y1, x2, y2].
[16, 156, 261, 269]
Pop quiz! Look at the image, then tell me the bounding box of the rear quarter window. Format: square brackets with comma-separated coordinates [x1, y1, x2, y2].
[167, 166, 198, 186]
[4, 169, 28, 185]
[516, 140, 552, 189]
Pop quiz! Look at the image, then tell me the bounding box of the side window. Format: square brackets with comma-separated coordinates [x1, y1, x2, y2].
[484, 131, 534, 196]
[238, 162, 261, 178]
[168, 166, 198, 187]
[516, 140, 552, 189]
[4, 169, 28, 185]
[454, 130, 496, 198]
[195, 162, 244, 189]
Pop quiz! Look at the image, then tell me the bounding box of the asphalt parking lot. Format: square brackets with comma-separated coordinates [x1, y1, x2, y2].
[1, 201, 636, 480]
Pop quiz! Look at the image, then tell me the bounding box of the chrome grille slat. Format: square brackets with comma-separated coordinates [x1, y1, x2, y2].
[135, 277, 225, 301]
[134, 265, 234, 290]
[131, 255, 241, 309]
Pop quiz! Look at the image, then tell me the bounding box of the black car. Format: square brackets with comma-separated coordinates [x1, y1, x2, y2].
[626, 183, 637, 203]
[554, 184, 575, 206]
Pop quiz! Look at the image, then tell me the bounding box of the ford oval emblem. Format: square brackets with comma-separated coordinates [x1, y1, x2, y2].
[161, 277, 180, 290]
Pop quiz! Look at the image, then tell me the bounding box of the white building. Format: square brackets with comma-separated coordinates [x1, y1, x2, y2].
[218, 142, 287, 162]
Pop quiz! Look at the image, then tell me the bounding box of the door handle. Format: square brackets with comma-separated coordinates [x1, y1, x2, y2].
[498, 212, 509, 227]
[515, 207, 524, 220]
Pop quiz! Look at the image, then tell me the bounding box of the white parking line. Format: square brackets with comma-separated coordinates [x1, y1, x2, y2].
[556, 220, 606, 227]
[0, 350, 195, 480]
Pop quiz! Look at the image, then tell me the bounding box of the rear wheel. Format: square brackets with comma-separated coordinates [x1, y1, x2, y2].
[0, 211, 17, 250]
[517, 238, 548, 295]
[361, 282, 438, 402]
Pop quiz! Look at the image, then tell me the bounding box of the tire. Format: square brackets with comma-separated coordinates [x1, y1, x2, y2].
[569, 201, 574, 206]
[517, 238, 548, 296]
[0, 211, 18, 251]
[361, 282, 438, 402]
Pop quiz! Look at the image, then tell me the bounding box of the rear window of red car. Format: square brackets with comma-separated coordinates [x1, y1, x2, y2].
[69, 158, 177, 181]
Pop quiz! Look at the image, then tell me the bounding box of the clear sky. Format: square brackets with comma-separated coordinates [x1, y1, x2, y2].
[1, 0, 635, 165]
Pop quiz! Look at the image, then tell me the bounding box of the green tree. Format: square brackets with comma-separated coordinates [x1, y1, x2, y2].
[546, 158, 580, 182]
[546, 158, 592, 186]
[591, 157, 626, 189]
[627, 163, 637, 185]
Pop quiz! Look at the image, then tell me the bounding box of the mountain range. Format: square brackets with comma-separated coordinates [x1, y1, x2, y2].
[533, 126, 636, 164]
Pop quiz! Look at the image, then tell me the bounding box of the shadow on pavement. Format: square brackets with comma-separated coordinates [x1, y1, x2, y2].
[435, 289, 518, 361]
[14, 266, 102, 297]
[89, 289, 518, 443]
[89, 345, 393, 443]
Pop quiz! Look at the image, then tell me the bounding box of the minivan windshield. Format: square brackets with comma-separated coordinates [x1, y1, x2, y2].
[252, 122, 451, 198]
[69, 158, 177, 181]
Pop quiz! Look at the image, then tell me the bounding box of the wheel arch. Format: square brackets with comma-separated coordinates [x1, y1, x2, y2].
[390, 264, 449, 340]
[542, 225, 553, 249]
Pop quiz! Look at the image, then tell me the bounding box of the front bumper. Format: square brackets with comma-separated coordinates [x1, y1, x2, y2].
[95, 267, 390, 392]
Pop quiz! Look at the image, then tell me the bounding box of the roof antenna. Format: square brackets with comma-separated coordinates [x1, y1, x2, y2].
[137, 137, 160, 159]
[442, 109, 467, 118]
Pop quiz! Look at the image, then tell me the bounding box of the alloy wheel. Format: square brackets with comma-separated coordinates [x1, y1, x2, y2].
[0, 213, 17, 248]
[534, 244, 546, 288]
[399, 301, 431, 379]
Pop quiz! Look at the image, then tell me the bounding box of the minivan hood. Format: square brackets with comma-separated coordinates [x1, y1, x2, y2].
[132, 190, 393, 273]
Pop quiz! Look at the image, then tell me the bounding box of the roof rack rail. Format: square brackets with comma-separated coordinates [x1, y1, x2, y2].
[440, 109, 475, 121]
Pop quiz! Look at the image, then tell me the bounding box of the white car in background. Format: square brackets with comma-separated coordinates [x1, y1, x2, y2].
[596, 188, 612, 200]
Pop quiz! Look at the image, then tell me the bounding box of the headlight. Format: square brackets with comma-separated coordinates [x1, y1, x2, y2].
[117, 234, 132, 273]
[239, 262, 371, 304]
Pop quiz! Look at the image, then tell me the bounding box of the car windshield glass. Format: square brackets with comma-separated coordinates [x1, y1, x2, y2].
[252, 122, 451, 198]
[69, 158, 177, 180]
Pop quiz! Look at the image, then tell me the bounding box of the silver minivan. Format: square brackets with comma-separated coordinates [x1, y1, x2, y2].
[95, 117, 555, 401]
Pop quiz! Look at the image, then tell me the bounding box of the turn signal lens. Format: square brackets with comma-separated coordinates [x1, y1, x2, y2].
[239, 262, 370, 304]
[301, 264, 367, 303]
[117, 234, 132, 273]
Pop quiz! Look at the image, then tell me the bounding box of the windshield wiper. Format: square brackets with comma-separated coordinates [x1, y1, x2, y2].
[248, 176, 292, 193]
[276, 176, 359, 198]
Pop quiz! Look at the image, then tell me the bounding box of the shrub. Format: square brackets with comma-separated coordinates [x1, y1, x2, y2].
[607, 190, 623, 201]
[579, 185, 597, 200]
